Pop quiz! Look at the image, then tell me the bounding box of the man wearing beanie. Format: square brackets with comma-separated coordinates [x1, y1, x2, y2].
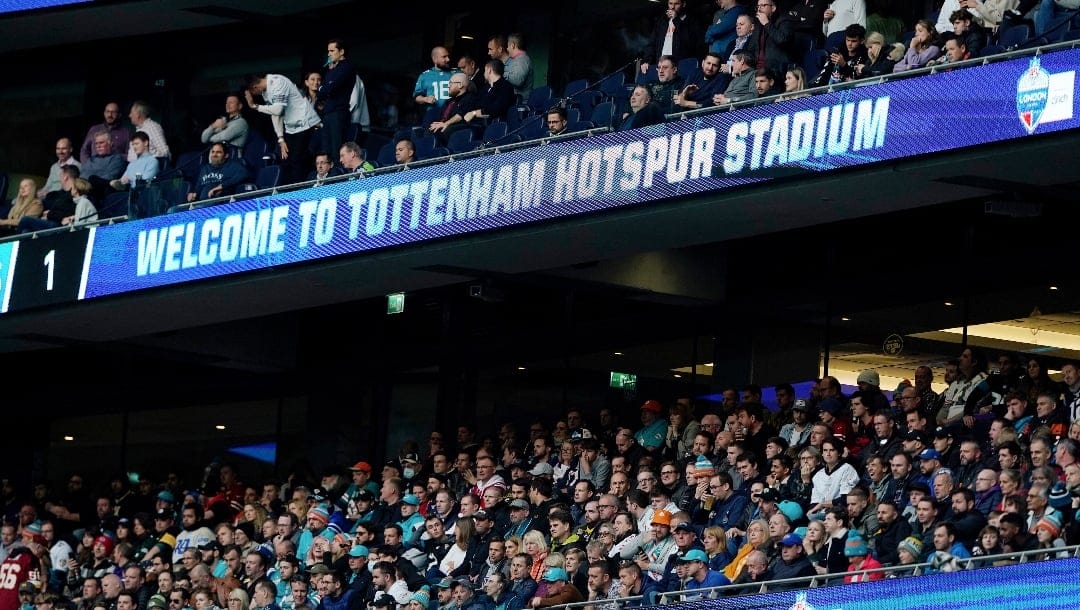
[855, 369, 890, 412]
[842, 533, 883, 583]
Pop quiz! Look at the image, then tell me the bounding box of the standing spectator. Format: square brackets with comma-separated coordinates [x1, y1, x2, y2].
[642, 0, 704, 73]
[244, 73, 322, 185]
[503, 33, 534, 99]
[127, 101, 171, 162]
[79, 102, 131, 163]
[414, 46, 458, 113]
[706, 0, 747, 55]
[200, 95, 250, 149]
[318, 38, 357, 162]
[823, 0, 867, 38]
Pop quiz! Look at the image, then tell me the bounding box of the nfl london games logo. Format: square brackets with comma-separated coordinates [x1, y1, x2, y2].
[1016, 56, 1076, 134]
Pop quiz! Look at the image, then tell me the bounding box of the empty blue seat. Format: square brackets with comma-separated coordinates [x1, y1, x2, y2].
[377, 142, 397, 167]
[636, 65, 658, 84]
[562, 78, 589, 99]
[482, 121, 509, 145]
[566, 121, 594, 133]
[447, 128, 475, 153]
[999, 22, 1033, 48]
[677, 57, 699, 78]
[412, 134, 437, 159]
[526, 86, 553, 112]
[599, 73, 626, 99]
[590, 102, 615, 129]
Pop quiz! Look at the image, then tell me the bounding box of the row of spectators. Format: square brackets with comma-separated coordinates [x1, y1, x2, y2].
[3, 347, 1080, 610]
[7, 1, 1073, 227]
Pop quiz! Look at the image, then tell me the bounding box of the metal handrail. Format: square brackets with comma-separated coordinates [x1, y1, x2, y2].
[0, 214, 128, 243]
[554, 544, 1080, 609]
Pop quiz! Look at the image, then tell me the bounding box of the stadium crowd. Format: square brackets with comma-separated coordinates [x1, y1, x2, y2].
[3, 346, 1080, 610]
[5, 0, 1076, 230]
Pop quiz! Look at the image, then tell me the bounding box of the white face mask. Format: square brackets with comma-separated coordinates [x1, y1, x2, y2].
[403, 467, 416, 480]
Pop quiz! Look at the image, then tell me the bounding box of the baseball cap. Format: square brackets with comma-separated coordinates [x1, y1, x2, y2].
[676, 549, 708, 563]
[917, 448, 942, 462]
[350, 461, 373, 473]
[372, 594, 396, 608]
[309, 564, 332, 575]
[818, 397, 842, 415]
[932, 426, 952, 439]
[348, 545, 370, 558]
[154, 508, 172, 520]
[453, 576, 473, 589]
[402, 494, 421, 506]
[673, 522, 696, 534]
[641, 399, 663, 413]
[780, 533, 803, 547]
[311, 487, 328, 502]
[401, 453, 421, 464]
[148, 595, 167, 610]
[156, 490, 176, 503]
[434, 576, 455, 589]
[542, 567, 570, 582]
[792, 398, 810, 412]
[355, 489, 375, 503]
[651, 509, 672, 526]
[508, 499, 530, 510]
[473, 510, 493, 521]
[903, 429, 928, 443]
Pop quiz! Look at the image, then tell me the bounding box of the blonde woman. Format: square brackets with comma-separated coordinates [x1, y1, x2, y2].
[858, 32, 900, 78]
[522, 530, 549, 581]
[0, 178, 42, 230]
[722, 519, 770, 581]
[802, 520, 827, 564]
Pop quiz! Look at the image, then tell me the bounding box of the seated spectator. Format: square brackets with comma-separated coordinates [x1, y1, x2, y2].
[893, 20, 940, 72]
[39, 138, 81, 197]
[127, 101, 171, 162]
[18, 166, 79, 233]
[308, 151, 344, 182]
[678, 549, 730, 600]
[545, 108, 568, 136]
[0, 178, 43, 234]
[111, 132, 159, 191]
[963, 0, 1019, 30]
[813, 24, 869, 86]
[930, 37, 970, 66]
[649, 56, 685, 114]
[464, 60, 514, 124]
[752, 68, 780, 98]
[393, 139, 417, 166]
[617, 86, 664, 131]
[66, 178, 98, 226]
[857, 32, 903, 78]
[200, 94, 250, 149]
[504, 33, 534, 99]
[672, 52, 727, 110]
[711, 52, 758, 105]
[842, 533, 883, 583]
[337, 142, 374, 175]
[188, 143, 248, 202]
[79, 102, 131, 164]
[777, 67, 809, 100]
[82, 131, 127, 199]
[428, 73, 479, 142]
[949, 10, 987, 56]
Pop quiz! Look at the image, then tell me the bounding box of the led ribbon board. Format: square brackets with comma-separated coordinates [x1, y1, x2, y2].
[0, 1, 93, 15]
[0, 49, 1076, 314]
[656, 557, 1080, 609]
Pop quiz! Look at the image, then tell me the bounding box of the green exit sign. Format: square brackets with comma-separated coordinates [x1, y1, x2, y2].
[387, 292, 405, 314]
[610, 371, 637, 390]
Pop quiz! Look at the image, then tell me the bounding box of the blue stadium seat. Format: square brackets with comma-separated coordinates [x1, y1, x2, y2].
[977, 44, 1005, 57]
[566, 108, 581, 123]
[482, 121, 509, 145]
[412, 134, 437, 159]
[1065, 29, 1080, 41]
[804, 49, 828, 80]
[376, 142, 396, 167]
[636, 65, 658, 84]
[590, 101, 615, 129]
[506, 104, 531, 131]
[242, 131, 272, 169]
[824, 31, 847, 53]
[570, 90, 603, 121]
[566, 121, 594, 133]
[430, 146, 449, 158]
[447, 129, 475, 153]
[252, 165, 281, 191]
[420, 106, 440, 128]
[364, 133, 388, 162]
[900, 31, 915, 47]
[526, 86, 553, 113]
[562, 78, 589, 99]
[677, 57, 699, 78]
[175, 151, 204, 183]
[999, 22, 1033, 48]
[599, 72, 626, 100]
[519, 115, 547, 140]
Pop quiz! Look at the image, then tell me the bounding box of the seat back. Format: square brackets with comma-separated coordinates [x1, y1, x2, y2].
[526, 86, 553, 112]
[599, 72, 626, 99]
[562, 78, 589, 99]
[999, 22, 1033, 48]
[590, 101, 615, 129]
[677, 57, 699, 78]
[412, 134, 437, 160]
[482, 121, 509, 144]
[447, 128, 475, 153]
[636, 65, 658, 84]
[254, 165, 281, 190]
[566, 121, 594, 133]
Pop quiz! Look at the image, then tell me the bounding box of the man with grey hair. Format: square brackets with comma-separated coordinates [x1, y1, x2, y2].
[127, 100, 170, 161]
